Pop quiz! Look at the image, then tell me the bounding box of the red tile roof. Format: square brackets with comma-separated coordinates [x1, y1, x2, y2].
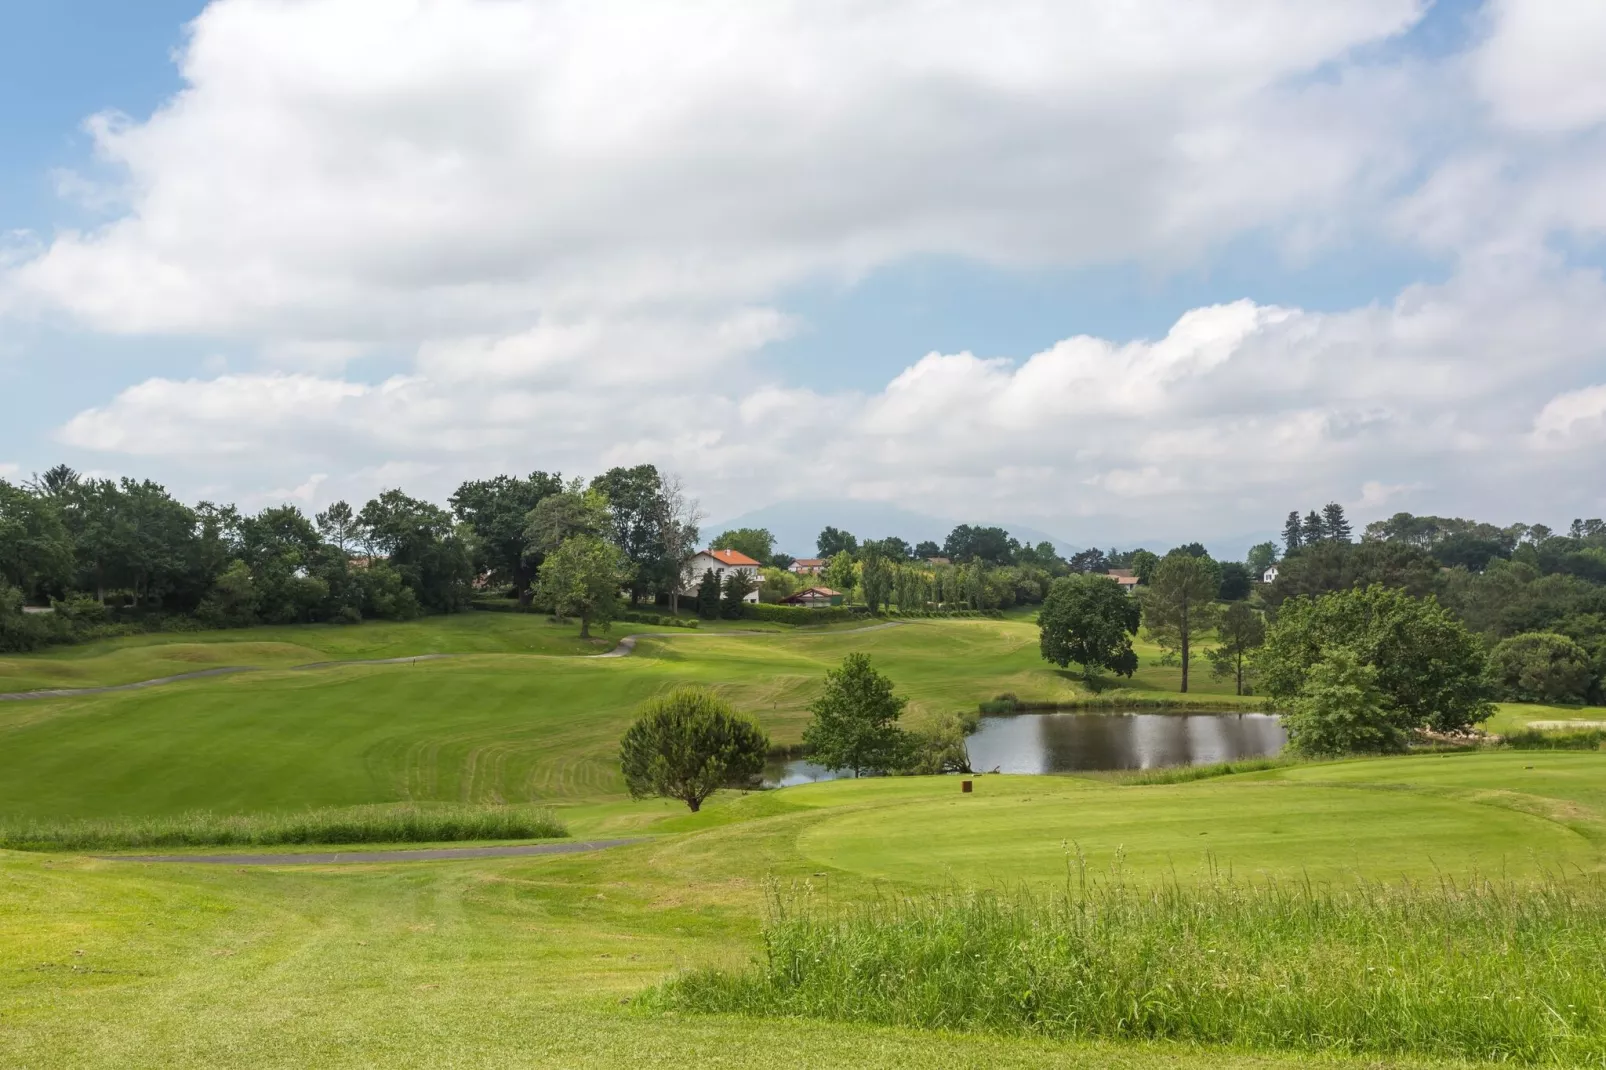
[706, 548, 762, 567]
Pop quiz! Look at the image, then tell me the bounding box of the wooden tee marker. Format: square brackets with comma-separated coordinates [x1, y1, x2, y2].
[961, 780, 973, 793]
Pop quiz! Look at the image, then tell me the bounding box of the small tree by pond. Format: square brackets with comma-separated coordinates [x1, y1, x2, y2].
[1256, 584, 1493, 736]
[803, 653, 910, 777]
[618, 688, 768, 812]
[1281, 649, 1401, 756]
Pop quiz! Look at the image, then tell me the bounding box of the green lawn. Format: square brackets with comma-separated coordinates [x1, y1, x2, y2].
[2, 613, 1601, 1067]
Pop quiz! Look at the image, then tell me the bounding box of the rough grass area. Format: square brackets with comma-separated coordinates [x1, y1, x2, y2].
[0, 802, 566, 850]
[654, 874, 1606, 1066]
[1503, 727, 1606, 750]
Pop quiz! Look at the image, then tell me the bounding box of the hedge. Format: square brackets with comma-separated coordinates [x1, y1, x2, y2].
[739, 603, 871, 625]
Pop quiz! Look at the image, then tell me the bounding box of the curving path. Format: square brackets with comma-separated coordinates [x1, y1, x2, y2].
[0, 621, 906, 700]
[99, 837, 644, 866]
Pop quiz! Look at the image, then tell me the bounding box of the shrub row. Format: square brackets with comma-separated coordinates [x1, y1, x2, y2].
[616, 611, 699, 629]
[739, 603, 871, 625]
[0, 803, 568, 851]
[880, 608, 1003, 620]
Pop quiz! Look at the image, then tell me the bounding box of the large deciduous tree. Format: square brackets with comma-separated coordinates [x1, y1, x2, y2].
[1246, 541, 1279, 579]
[943, 524, 1017, 565]
[711, 527, 776, 566]
[589, 465, 672, 604]
[536, 534, 629, 638]
[803, 653, 910, 777]
[1037, 574, 1140, 682]
[618, 688, 768, 812]
[1141, 552, 1220, 693]
[1256, 584, 1494, 734]
[358, 489, 477, 613]
[525, 482, 611, 559]
[0, 481, 74, 599]
[449, 472, 563, 605]
[817, 526, 858, 558]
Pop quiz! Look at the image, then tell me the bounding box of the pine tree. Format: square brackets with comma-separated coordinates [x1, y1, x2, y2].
[1282, 511, 1303, 555]
[1322, 501, 1353, 543]
[802, 653, 910, 777]
[695, 568, 722, 619]
[1302, 510, 1325, 545]
[719, 569, 754, 618]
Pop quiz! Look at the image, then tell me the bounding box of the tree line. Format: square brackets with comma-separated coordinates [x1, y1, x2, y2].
[0, 462, 703, 650]
[1036, 502, 1606, 757]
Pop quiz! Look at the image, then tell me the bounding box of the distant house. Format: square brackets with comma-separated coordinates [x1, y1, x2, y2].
[682, 548, 762, 603]
[1260, 564, 1279, 584]
[780, 586, 841, 608]
[925, 556, 951, 566]
[789, 558, 826, 576]
[1105, 568, 1141, 593]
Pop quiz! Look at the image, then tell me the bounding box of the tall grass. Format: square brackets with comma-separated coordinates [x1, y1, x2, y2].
[1504, 727, 1606, 751]
[0, 802, 567, 851]
[653, 872, 1606, 1065]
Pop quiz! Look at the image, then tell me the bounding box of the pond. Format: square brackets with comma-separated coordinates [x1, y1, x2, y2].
[762, 710, 1286, 786]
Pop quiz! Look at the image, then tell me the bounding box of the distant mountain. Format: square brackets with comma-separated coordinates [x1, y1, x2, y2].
[704, 499, 1080, 559]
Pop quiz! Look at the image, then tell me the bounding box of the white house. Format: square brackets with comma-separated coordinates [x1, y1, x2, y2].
[789, 558, 826, 576]
[682, 548, 762, 602]
[1261, 564, 1279, 584]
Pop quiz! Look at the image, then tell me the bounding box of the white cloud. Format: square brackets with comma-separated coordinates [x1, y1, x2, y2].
[13, 0, 1606, 543]
[1475, 0, 1606, 134]
[2, 0, 1424, 353]
[53, 260, 1606, 542]
[1532, 383, 1606, 449]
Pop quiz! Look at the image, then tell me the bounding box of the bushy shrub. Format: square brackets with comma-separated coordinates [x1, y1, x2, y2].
[1489, 632, 1595, 704]
[619, 688, 768, 811]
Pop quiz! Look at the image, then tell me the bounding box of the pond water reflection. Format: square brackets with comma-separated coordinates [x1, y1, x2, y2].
[763, 710, 1285, 786]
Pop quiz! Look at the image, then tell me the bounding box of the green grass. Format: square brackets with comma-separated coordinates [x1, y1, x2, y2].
[0, 802, 566, 851]
[4, 614, 1606, 1067]
[656, 874, 1606, 1064]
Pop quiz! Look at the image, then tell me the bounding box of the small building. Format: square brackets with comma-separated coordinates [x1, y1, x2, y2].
[1260, 564, 1279, 584]
[1105, 568, 1141, 593]
[789, 558, 826, 576]
[682, 548, 762, 602]
[925, 556, 951, 566]
[780, 586, 842, 607]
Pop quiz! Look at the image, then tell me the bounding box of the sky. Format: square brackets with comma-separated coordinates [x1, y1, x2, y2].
[2, 0, 1605, 557]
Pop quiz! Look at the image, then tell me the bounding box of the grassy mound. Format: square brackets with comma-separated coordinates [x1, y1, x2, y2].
[656, 874, 1606, 1065]
[0, 802, 566, 850]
